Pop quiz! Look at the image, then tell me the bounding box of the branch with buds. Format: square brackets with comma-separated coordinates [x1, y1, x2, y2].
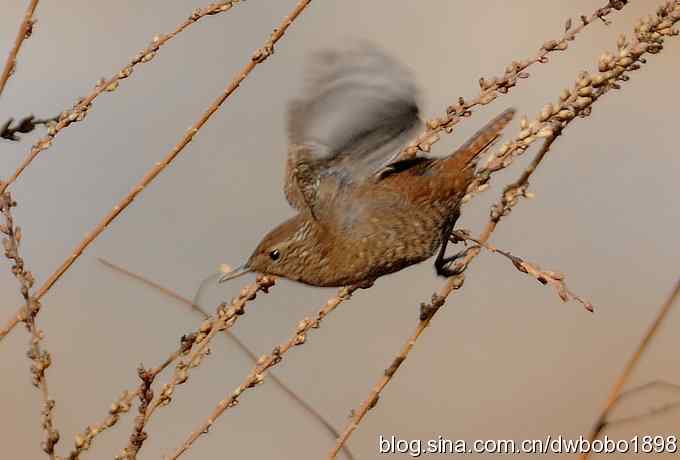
[0, 0, 39, 97]
[1, 191, 59, 458]
[397, 0, 630, 160]
[451, 230, 594, 312]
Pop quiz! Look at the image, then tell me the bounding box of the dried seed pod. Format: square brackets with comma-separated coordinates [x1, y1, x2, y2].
[539, 104, 554, 121]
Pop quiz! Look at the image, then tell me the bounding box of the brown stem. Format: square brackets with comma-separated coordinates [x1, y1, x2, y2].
[396, 0, 629, 160]
[452, 230, 594, 312]
[67, 390, 137, 460]
[0, 0, 39, 97]
[581, 279, 680, 459]
[1, 192, 59, 458]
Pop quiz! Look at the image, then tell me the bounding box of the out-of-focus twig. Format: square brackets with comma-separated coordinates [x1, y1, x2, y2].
[598, 380, 680, 428]
[1, 191, 59, 458]
[97, 257, 354, 460]
[0, 0, 39, 97]
[582, 279, 680, 459]
[605, 400, 680, 428]
[617, 379, 680, 403]
[1, 114, 59, 141]
[169, 285, 357, 459]
[0, 0, 309, 342]
[329, 2, 680, 455]
[452, 230, 594, 312]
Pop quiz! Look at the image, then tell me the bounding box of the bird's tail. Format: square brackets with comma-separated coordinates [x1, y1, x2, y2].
[443, 108, 516, 173]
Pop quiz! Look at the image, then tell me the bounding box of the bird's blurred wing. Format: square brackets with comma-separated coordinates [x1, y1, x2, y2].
[285, 43, 422, 214]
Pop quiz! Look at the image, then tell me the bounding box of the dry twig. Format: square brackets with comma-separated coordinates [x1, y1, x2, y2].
[606, 399, 680, 427]
[617, 380, 680, 403]
[0, 0, 39, 97]
[595, 380, 680, 428]
[452, 230, 594, 312]
[116, 333, 198, 460]
[1, 191, 59, 458]
[67, 390, 137, 460]
[581, 279, 680, 459]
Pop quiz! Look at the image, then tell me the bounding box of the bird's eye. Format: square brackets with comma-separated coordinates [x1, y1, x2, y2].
[269, 249, 281, 261]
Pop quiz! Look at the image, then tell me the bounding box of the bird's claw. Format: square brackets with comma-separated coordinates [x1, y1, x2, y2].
[435, 247, 474, 277]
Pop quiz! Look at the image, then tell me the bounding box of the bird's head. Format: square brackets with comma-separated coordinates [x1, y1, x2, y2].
[219, 214, 325, 284]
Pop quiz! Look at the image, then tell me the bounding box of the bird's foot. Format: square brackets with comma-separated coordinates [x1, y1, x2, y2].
[435, 247, 475, 277]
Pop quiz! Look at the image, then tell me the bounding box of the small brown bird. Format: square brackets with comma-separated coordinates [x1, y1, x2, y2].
[221, 44, 514, 287]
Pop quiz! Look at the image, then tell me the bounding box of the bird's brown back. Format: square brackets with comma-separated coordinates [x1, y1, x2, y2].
[377, 108, 516, 209]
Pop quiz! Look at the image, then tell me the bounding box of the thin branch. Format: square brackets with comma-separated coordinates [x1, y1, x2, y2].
[329, 2, 680, 455]
[605, 400, 680, 428]
[97, 257, 354, 460]
[0, 0, 242, 195]
[0, 0, 309, 342]
[582, 279, 680, 459]
[168, 286, 358, 459]
[1, 191, 59, 458]
[117, 333, 199, 460]
[396, 0, 630, 160]
[67, 390, 137, 460]
[452, 230, 594, 312]
[597, 379, 680, 428]
[119, 366, 157, 460]
[0, 0, 39, 97]
[617, 379, 680, 403]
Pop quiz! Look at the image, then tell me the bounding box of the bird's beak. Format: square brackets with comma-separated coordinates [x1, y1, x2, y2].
[218, 264, 251, 283]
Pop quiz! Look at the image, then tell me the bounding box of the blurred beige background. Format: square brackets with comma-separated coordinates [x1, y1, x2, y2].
[1, 1, 679, 458]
